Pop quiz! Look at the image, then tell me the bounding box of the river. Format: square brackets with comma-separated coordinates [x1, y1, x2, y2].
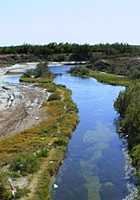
[49, 65, 137, 200]
[0, 64, 137, 200]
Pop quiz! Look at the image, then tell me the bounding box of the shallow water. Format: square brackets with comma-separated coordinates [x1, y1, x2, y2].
[0, 74, 21, 84]
[0, 63, 37, 85]
[49, 65, 136, 200]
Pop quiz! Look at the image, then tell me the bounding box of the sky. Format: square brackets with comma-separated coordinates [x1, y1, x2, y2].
[0, 0, 140, 46]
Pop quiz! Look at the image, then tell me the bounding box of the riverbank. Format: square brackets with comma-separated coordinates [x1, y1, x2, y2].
[0, 64, 78, 199]
[114, 83, 140, 198]
[70, 67, 130, 86]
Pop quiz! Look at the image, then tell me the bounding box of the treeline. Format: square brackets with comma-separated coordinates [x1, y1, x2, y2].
[0, 43, 140, 61]
[1, 43, 140, 78]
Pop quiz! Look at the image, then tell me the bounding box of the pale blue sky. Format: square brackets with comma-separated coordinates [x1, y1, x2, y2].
[0, 0, 140, 46]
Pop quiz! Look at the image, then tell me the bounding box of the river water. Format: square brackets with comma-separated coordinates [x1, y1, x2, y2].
[49, 65, 137, 200]
[0, 64, 137, 200]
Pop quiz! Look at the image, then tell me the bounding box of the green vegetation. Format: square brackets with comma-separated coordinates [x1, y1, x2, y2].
[87, 55, 140, 79]
[1, 42, 140, 198]
[0, 63, 78, 199]
[1, 43, 140, 79]
[10, 154, 40, 176]
[114, 83, 140, 148]
[0, 43, 140, 63]
[48, 93, 61, 101]
[24, 62, 52, 79]
[114, 82, 140, 191]
[70, 66, 90, 77]
[70, 66, 130, 86]
[15, 188, 30, 199]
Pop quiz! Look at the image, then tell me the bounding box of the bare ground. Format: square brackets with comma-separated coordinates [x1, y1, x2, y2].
[0, 84, 48, 137]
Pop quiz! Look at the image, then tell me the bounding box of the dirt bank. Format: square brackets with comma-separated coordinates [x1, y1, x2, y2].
[0, 84, 48, 137]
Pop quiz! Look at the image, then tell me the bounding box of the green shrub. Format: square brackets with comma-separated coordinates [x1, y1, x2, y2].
[24, 62, 51, 78]
[48, 93, 61, 101]
[10, 154, 39, 176]
[36, 148, 48, 158]
[53, 138, 68, 147]
[69, 66, 90, 77]
[129, 68, 140, 79]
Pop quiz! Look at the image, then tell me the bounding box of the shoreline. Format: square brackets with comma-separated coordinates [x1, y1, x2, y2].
[70, 67, 130, 86]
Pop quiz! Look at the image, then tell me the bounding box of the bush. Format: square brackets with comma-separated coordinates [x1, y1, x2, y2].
[129, 68, 140, 79]
[48, 93, 61, 101]
[24, 62, 51, 78]
[10, 154, 39, 176]
[69, 66, 90, 77]
[36, 148, 48, 158]
[53, 139, 67, 147]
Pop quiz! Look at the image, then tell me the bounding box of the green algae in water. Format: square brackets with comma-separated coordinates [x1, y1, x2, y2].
[85, 176, 101, 200]
[80, 160, 101, 200]
[80, 123, 115, 199]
